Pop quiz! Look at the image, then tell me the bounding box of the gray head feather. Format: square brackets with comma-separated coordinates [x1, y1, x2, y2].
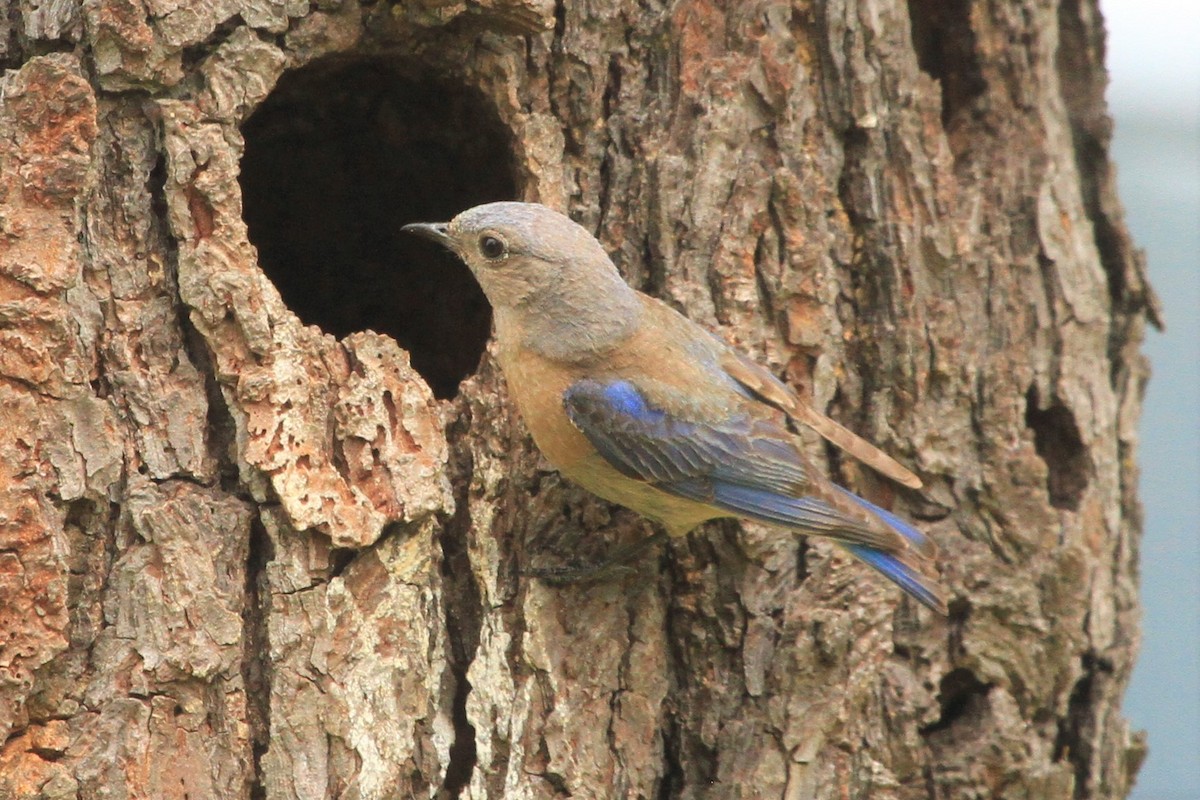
[415, 202, 644, 362]
[449, 202, 613, 267]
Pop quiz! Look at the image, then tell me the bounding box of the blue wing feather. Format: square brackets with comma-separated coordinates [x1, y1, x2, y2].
[563, 378, 946, 613]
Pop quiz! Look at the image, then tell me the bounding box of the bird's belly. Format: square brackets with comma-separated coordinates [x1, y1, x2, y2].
[558, 451, 722, 537]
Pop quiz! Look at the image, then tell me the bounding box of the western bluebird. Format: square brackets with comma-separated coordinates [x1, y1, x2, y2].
[404, 202, 947, 614]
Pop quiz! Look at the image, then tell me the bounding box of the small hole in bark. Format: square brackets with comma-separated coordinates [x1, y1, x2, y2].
[920, 667, 991, 736]
[240, 57, 519, 399]
[1054, 652, 1112, 794]
[1025, 386, 1089, 511]
[906, 0, 987, 132]
[328, 547, 356, 579]
[794, 537, 810, 586]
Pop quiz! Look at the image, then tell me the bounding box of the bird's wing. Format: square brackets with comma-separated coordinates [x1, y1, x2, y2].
[564, 379, 904, 553]
[562, 378, 945, 613]
[719, 350, 923, 489]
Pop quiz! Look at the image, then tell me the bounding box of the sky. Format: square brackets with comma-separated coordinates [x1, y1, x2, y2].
[1103, 0, 1200, 117]
[1100, 1, 1200, 799]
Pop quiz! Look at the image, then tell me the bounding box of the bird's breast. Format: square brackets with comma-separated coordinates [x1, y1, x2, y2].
[496, 344, 594, 471]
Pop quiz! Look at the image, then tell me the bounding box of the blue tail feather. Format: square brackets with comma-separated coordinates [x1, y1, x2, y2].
[835, 488, 946, 614]
[841, 543, 946, 613]
[834, 488, 936, 554]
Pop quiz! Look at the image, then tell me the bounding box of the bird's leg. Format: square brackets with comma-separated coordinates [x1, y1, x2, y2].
[526, 529, 669, 584]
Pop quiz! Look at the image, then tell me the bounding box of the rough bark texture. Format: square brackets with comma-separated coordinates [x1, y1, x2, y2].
[0, 1, 1154, 799]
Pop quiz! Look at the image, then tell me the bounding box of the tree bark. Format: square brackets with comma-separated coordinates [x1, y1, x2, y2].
[0, 1, 1154, 798]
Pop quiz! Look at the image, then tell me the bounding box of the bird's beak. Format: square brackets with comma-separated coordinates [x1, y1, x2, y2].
[401, 221, 453, 249]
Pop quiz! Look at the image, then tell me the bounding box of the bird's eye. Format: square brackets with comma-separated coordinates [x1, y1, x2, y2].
[479, 234, 507, 260]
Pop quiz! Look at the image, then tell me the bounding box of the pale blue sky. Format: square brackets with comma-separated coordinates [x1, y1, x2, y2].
[1102, 1, 1200, 798]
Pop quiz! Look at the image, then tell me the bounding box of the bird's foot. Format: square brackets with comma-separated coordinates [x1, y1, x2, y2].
[525, 530, 668, 585]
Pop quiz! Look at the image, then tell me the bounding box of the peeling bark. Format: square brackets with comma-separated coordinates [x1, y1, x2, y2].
[0, 1, 1151, 798]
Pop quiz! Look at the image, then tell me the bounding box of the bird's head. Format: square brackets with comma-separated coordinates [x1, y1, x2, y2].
[403, 202, 643, 359]
[403, 201, 621, 312]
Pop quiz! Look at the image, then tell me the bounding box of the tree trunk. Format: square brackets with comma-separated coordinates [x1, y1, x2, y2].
[0, 1, 1155, 798]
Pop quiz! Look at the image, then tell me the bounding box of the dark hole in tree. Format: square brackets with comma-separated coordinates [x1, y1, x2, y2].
[1053, 652, 1112, 795]
[239, 57, 519, 399]
[920, 667, 992, 736]
[906, 0, 987, 130]
[1025, 386, 1089, 511]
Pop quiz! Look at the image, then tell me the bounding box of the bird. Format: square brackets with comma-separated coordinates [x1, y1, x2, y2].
[403, 202, 947, 614]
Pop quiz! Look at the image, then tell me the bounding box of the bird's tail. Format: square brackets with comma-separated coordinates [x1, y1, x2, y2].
[834, 488, 948, 615]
